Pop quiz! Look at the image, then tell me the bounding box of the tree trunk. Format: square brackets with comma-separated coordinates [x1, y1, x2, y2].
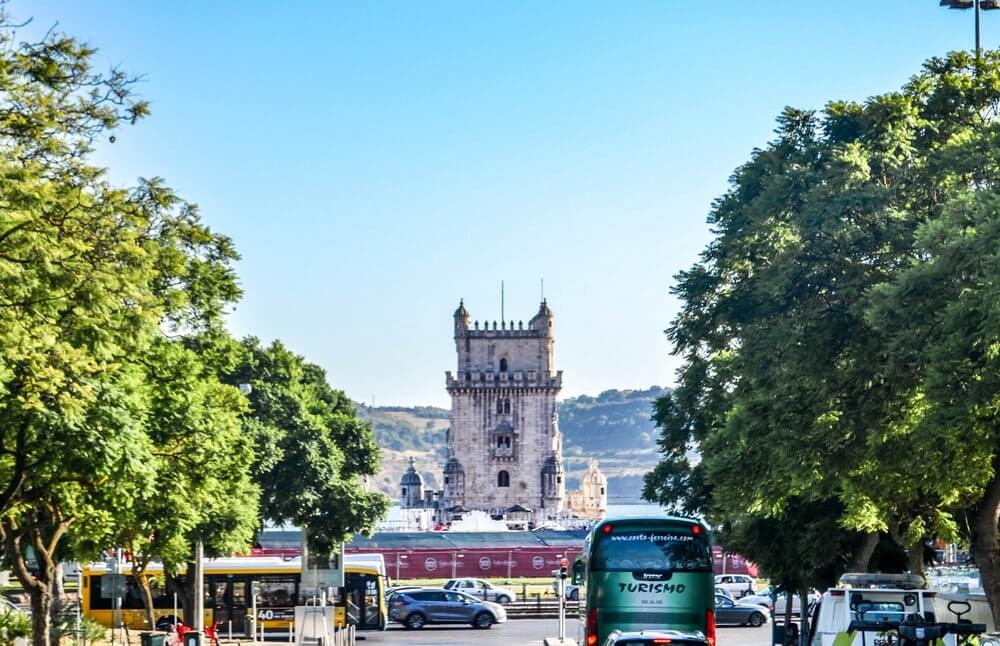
[784, 593, 795, 646]
[50, 569, 65, 642]
[799, 588, 809, 646]
[907, 542, 925, 579]
[29, 586, 53, 646]
[136, 570, 156, 630]
[973, 463, 1000, 629]
[848, 532, 879, 572]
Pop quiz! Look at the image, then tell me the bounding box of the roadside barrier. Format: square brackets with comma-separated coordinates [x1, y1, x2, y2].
[505, 596, 580, 619]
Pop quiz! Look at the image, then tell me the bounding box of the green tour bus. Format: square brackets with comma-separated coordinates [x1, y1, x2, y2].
[575, 516, 715, 646]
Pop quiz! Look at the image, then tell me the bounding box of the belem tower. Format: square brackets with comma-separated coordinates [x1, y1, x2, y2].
[399, 299, 606, 526]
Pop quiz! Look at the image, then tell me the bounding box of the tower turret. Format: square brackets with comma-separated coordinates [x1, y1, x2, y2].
[400, 457, 424, 508]
[529, 299, 553, 335]
[454, 299, 471, 336]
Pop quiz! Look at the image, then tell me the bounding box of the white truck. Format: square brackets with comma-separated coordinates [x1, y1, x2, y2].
[809, 574, 989, 646]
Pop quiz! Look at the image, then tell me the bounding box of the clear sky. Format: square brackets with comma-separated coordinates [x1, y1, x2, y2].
[24, 1, 986, 407]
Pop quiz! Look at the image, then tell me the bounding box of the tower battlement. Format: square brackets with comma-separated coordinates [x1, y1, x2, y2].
[459, 321, 543, 338]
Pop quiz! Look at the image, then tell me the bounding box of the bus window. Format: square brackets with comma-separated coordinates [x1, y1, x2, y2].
[593, 530, 712, 572]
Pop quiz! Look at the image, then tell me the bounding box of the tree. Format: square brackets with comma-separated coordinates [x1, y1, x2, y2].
[0, 8, 243, 643]
[644, 52, 1000, 604]
[226, 339, 389, 553]
[110, 338, 258, 628]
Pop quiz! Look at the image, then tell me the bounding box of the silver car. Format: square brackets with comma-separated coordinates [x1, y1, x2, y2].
[390, 588, 507, 630]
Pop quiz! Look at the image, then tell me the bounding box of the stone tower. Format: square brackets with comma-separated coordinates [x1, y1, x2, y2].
[443, 299, 565, 520]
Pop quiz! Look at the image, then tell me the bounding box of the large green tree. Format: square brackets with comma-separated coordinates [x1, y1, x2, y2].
[110, 337, 259, 629]
[644, 52, 1000, 606]
[227, 338, 389, 553]
[0, 9, 246, 643]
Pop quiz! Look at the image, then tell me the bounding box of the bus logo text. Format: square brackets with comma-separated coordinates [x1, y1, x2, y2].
[618, 583, 687, 594]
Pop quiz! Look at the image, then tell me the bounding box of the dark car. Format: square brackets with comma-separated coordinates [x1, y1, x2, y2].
[715, 594, 770, 627]
[602, 629, 710, 646]
[389, 587, 507, 630]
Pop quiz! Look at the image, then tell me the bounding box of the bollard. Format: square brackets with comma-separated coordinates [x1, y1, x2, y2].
[228, 621, 232, 642]
[534, 592, 541, 611]
[287, 623, 292, 644]
[522, 582, 527, 599]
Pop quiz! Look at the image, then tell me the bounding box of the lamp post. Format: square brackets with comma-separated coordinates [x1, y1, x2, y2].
[452, 553, 464, 579]
[940, 0, 1000, 55]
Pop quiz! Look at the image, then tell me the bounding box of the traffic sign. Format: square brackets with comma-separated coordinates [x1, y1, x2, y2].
[101, 573, 126, 599]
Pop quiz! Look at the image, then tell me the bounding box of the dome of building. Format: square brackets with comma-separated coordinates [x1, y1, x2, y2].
[401, 457, 423, 486]
[443, 458, 465, 474]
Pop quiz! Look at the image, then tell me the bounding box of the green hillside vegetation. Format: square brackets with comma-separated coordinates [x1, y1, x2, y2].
[559, 386, 667, 453]
[357, 405, 449, 455]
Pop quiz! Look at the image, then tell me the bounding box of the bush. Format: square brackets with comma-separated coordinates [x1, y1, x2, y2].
[0, 609, 30, 646]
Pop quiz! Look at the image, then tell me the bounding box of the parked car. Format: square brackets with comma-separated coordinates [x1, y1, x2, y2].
[386, 585, 422, 606]
[602, 629, 710, 646]
[714, 574, 756, 598]
[552, 579, 580, 600]
[443, 577, 516, 604]
[742, 588, 820, 615]
[390, 588, 507, 630]
[715, 586, 734, 601]
[714, 594, 769, 627]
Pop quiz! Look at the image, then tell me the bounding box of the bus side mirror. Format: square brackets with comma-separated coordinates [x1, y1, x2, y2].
[572, 561, 584, 585]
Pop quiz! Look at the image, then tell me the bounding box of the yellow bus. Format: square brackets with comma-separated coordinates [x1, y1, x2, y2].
[81, 556, 387, 636]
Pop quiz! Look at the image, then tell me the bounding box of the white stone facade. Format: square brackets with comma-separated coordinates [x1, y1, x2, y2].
[442, 300, 566, 521]
[565, 458, 608, 519]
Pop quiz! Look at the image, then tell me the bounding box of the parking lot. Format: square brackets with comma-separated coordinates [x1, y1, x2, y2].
[362, 618, 772, 646]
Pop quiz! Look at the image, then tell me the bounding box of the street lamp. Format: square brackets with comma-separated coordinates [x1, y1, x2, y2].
[452, 552, 464, 579]
[940, 0, 1000, 55]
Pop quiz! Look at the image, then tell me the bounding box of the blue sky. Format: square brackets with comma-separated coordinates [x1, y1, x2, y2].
[25, 2, 985, 407]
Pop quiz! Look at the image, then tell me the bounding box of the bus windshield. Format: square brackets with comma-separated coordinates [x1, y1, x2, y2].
[592, 529, 711, 572]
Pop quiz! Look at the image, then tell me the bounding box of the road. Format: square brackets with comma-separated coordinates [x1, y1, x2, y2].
[361, 619, 772, 646]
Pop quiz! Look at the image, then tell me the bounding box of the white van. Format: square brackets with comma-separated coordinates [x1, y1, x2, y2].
[810, 574, 932, 646]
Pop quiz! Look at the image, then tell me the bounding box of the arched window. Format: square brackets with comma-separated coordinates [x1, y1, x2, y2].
[497, 470, 510, 487]
[499, 358, 508, 372]
[496, 399, 503, 414]
[503, 399, 511, 414]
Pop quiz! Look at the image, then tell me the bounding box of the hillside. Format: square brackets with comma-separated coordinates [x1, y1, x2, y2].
[358, 386, 671, 503]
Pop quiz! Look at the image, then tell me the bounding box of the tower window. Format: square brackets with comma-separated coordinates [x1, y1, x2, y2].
[444, 477, 449, 485]
[499, 358, 508, 372]
[496, 399, 503, 414]
[503, 398, 511, 414]
[402, 487, 407, 496]
[600, 487, 605, 495]
[497, 470, 510, 487]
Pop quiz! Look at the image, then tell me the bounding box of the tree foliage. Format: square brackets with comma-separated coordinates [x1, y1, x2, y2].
[644, 52, 1000, 611]
[226, 339, 389, 553]
[0, 7, 251, 643]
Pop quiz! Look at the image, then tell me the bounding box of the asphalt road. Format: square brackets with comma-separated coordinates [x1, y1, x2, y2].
[361, 619, 772, 646]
